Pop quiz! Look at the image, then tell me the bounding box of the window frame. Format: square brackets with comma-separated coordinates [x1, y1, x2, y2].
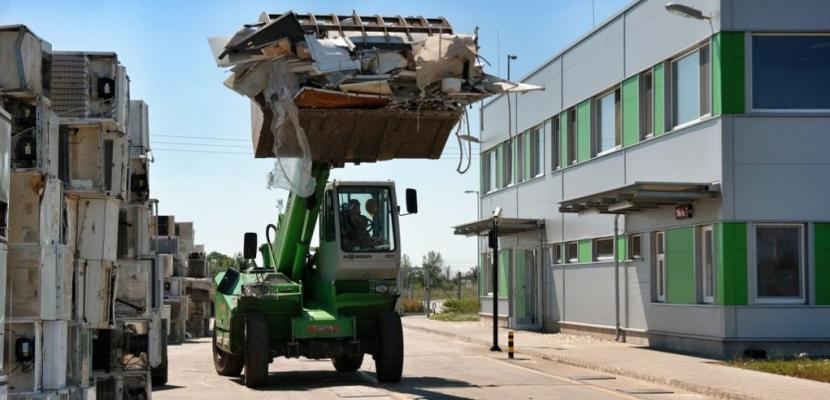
[567, 108, 577, 165]
[639, 70, 654, 140]
[750, 33, 830, 113]
[593, 87, 621, 157]
[752, 223, 806, 304]
[502, 140, 513, 188]
[628, 234, 643, 261]
[531, 125, 544, 178]
[654, 231, 667, 303]
[484, 148, 497, 193]
[593, 237, 615, 262]
[699, 225, 715, 304]
[551, 115, 561, 170]
[669, 44, 711, 130]
[566, 241, 579, 264]
[516, 132, 526, 183]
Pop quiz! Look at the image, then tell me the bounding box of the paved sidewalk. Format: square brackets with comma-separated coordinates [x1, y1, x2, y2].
[402, 316, 830, 400]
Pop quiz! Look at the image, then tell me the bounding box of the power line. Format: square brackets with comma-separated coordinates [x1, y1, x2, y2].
[154, 141, 250, 148]
[153, 134, 249, 142]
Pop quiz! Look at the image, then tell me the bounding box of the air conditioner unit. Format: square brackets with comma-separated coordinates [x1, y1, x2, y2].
[115, 260, 151, 319]
[8, 171, 62, 246]
[128, 158, 149, 203]
[153, 236, 178, 255]
[6, 243, 73, 320]
[66, 123, 128, 198]
[4, 320, 42, 394]
[71, 197, 121, 261]
[0, 106, 10, 241]
[51, 51, 129, 129]
[66, 323, 93, 389]
[154, 215, 174, 237]
[76, 259, 116, 329]
[0, 25, 52, 97]
[127, 100, 149, 157]
[1, 97, 58, 175]
[117, 203, 151, 259]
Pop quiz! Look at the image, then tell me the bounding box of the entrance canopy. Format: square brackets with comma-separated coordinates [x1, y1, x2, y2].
[452, 217, 544, 237]
[558, 182, 720, 214]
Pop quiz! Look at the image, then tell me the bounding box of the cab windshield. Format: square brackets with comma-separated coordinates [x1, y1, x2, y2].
[338, 187, 395, 252]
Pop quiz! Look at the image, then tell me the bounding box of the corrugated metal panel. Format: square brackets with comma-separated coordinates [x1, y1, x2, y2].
[576, 100, 591, 162]
[622, 75, 640, 147]
[666, 226, 696, 304]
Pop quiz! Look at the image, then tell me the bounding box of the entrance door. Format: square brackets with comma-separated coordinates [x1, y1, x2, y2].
[513, 248, 541, 330]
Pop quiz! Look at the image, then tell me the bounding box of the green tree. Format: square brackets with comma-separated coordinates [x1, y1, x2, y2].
[422, 251, 444, 286]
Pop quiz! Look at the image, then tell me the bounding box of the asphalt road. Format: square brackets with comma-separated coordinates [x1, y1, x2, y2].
[153, 327, 708, 400]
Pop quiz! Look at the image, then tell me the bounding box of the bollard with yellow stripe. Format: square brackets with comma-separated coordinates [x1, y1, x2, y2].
[508, 331, 514, 359]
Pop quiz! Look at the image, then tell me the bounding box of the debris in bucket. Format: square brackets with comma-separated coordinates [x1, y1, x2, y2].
[210, 11, 536, 113]
[209, 11, 542, 195]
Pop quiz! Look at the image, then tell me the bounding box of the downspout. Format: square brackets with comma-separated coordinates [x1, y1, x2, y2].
[614, 214, 622, 342]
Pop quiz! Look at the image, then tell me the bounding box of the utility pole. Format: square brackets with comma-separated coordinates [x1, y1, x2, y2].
[489, 208, 503, 352]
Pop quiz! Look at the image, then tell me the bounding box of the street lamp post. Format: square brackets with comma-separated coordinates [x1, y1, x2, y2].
[489, 207, 503, 352]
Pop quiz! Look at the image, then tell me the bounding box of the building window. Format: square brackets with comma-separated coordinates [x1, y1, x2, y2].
[752, 35, 830, 110]
[671, 45, 710, 127]
[566, 241, 579, 264]
[553, 243, 563, 264]
[484, 149, 496, 193]
[516, 133, 526, 183]
[594, 88, 621, 155]
[502, 140, 513, 188]
[593, 237, 614, 261]
[551, 116, 560, 170]
[530, 125, 543, 177]
[755, 224, 804, 303]
[640, 71, 653, 139]
[654, 231, 667, 302]
[567, 108, 577, 165]
[628, 234, 642, 261]
[482, 251, 494, 295]
[700, 225, 714, 304]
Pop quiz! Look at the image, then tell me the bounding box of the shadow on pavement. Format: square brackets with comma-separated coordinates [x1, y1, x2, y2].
[151, 384, 185, 392]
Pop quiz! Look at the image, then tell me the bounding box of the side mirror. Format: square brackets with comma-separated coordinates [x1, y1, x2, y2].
[405, 188, 418, 214]
[217, 268, 240, 295]
[243, 232, 258, 260]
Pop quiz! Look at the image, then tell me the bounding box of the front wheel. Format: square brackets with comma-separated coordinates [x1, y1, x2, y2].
[374, 312, 403, 383]
[333, 354, 363, 372]
[243, 314, 270, 387]
[213, 331, 243, 377]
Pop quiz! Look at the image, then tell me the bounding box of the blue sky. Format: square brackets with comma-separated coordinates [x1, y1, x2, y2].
[1, 0, 630, 271]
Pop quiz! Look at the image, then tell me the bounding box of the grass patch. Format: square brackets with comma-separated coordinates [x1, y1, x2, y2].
[430, 312, 480, 322]
[429, 298, 480, 322]
[726, 358, 830, 383]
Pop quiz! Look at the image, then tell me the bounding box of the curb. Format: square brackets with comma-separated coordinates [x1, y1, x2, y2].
[403, 322, 760, 400]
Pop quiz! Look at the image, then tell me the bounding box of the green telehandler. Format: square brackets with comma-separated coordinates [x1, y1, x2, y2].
[212, 164, 418, 387]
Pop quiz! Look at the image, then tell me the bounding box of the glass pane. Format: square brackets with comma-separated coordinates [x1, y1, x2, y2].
[658, 259, 665, 297]
[503, 141, 512, 186]
[700, 45, 710, 115]
[753, 36, 830, 109]
[642, 72, 653, 137]
[704, 229, 714, 298]
[630, 235, 642, 259]
[552, 118, 560, 169]
[567, 242, 578, 263]
[674, 51, 700, 126]
[756, 226, 801, 298]
[656, 232, 665, 254]
[338, 187, 395, 252]
[488, 151, 496, 191]
[598, 92, 616, 152]
[595, 238, 614, 260]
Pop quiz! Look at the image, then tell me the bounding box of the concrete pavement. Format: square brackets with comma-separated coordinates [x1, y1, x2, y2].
[402, 316, 830, 400]
[154, 324, 704, 399]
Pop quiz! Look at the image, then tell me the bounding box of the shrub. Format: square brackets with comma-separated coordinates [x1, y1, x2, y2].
[401, 298, 424, 313]
[441, 298, 480, 314]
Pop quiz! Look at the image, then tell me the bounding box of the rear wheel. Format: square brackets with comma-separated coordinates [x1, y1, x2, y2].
[332, 354, 363, 372]
[213, 330, 243, 377]
[374, 312, 403, 383]
[243, 314, 270, 387]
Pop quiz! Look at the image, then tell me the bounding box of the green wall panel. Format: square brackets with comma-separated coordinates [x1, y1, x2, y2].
[577, 100, 591, 162]
[617, 235, 627, 261]
[712, 32, 746, 116]
[666, 227, 696, 304]
[498, 250, 510, 297]
[653, 63, 666, 136]
[622, 76, 640, 148]
[578, 239, 592, 263]
[715, 222, 748, 305]
[559, 111, 569, 166]
[815, 224, 830, 305]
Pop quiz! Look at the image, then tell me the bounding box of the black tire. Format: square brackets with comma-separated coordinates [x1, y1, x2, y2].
[243, 314, 270, 388]
[213, 330, 243, 377]
[332, 354, 363, 372]
[374, 312, 404, 383]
